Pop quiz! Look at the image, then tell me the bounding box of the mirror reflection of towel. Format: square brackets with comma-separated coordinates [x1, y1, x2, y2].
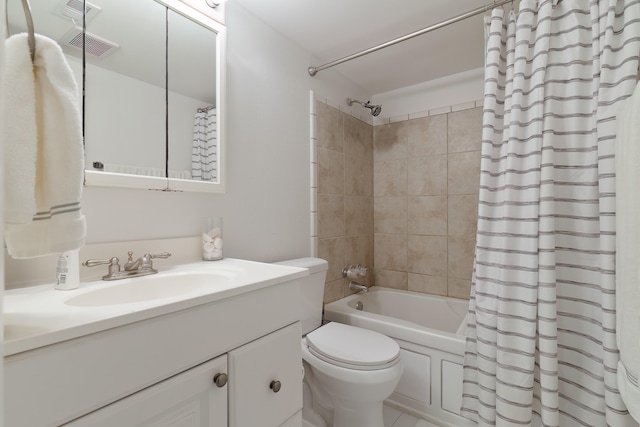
[2, 33, 86, 258]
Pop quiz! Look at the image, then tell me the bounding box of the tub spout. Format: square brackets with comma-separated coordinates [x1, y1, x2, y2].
[349, 281, 368, 293]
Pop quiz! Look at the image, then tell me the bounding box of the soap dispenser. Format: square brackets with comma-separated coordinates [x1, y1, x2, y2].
[55, 249, 80, 290]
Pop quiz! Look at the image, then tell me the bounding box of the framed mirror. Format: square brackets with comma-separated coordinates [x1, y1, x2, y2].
[8, 0, 226, 193]
[166, 5, 223, 192]
[83, 0, 168, 190]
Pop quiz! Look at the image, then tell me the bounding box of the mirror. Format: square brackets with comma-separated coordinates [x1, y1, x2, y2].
[7, 0, 226, 193]
[84, 0, 168, 189]
[167, 7, 221, 191]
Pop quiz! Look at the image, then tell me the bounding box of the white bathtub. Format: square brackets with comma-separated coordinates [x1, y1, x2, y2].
[323, 287, 475, 427]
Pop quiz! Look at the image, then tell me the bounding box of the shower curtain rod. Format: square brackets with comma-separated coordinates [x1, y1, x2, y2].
[308, 0, 513, 77]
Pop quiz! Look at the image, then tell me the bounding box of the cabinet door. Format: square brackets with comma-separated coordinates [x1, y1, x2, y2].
[65, 355, 228, 427]
[229, 323, 302, 427]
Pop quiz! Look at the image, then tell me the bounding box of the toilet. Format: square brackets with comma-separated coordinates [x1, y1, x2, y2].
[276, 258, 403, 427]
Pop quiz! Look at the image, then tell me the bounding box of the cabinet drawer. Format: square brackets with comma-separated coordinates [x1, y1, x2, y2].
[65, 355, 228, 427]
[229, 323, 302, 427]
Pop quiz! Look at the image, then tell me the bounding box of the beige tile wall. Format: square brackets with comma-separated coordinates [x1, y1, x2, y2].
[373, 107, 482, 299]
[315, 99, 482, 303]
[316, 101, 375, 303]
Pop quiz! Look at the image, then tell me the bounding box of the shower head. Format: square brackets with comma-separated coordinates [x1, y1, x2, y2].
[347, 98, 382, 117]
[369, 104, 382, 117]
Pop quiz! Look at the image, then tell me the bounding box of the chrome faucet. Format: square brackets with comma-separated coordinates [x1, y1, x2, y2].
[349, 281, 368, 293]
[83, 251, 171, 281]
[124, 251, 171, 272]
[343, 264, 369, 292]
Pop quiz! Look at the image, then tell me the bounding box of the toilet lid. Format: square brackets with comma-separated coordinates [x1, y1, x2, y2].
[306, 322, 400, 370]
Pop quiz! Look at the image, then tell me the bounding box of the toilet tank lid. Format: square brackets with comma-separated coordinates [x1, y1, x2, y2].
[274, 257, 328, 274]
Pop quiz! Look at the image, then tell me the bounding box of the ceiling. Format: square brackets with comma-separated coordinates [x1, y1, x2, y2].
[234, 0, 504, 95]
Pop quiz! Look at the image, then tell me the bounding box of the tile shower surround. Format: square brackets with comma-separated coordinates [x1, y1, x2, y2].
[312, 96, 482, 304]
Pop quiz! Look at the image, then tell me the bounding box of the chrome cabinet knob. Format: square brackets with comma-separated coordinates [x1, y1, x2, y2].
[213, 373, 228, 387]
[270, 380, 282, 393]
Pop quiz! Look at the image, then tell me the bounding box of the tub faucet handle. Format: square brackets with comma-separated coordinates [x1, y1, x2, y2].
[356, 264, 368, 277]
[343, 264, 368, 281]
[343, 266, 355, 280]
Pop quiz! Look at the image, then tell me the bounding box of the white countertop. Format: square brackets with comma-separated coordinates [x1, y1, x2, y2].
[3, 258, 308, 356]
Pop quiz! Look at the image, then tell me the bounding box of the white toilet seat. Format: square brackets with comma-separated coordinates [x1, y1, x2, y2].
[305, 322, 400, 371]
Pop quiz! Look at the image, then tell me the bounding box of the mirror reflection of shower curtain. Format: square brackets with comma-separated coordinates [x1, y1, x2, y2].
[191, 106, 217, 181]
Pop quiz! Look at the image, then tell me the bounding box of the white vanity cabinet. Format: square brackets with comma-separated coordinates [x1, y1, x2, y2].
[4, 276, 304, 427]
[65, 323, 302, 427]
[229, 323, 302, 426]
[65, 355, 229, 426]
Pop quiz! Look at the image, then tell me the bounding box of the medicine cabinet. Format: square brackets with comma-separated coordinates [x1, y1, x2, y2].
[7, 0, 226, 193]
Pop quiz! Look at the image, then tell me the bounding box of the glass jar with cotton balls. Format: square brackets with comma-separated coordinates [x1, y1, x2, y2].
[202, 217, 223, 260]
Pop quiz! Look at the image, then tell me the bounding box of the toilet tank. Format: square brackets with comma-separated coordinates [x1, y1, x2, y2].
[274, 258, 328, 335]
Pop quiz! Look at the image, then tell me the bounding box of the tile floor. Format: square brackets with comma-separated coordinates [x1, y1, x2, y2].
[383, 404, 440, 427]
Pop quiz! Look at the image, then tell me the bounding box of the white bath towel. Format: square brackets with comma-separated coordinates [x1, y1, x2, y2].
[2, 33, 86, 258]
[615, 80, 640, 422]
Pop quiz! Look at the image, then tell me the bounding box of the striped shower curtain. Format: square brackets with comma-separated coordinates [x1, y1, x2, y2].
[191, 106, 218, 181]
[461, 0, 640, 426]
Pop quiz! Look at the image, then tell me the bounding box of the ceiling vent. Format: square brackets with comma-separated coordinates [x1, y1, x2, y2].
[61, 27, 119, 58]
[56, 0, 101, 23]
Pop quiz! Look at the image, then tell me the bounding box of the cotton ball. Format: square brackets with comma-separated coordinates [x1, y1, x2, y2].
[213, 237, 223, 249]
[208, 227, 222, 239]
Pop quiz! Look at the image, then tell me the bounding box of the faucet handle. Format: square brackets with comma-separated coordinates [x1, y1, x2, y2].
[356, 264, 368, 277]
[149, 252, 171, 259]
[140, 252, 172, 269]
[342, 264, 368, 280]
[82, 257, 121, 277]
[83, 257, 119, 268]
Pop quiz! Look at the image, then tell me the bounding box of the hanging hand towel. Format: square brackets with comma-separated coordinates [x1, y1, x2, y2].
[2, 33, 86, 258]
[615, 80, 640, 423]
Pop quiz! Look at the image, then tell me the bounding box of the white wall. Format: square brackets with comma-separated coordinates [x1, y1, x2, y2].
[81, 1, 369, 263]
[372, 67, 484, 119]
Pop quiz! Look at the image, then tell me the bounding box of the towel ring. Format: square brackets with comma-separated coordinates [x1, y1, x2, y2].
[21, 0, 36, 62]
[6, 0, 36, 61]
[8, 0, 36, 61]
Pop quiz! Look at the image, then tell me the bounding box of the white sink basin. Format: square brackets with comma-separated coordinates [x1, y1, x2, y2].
[3, 258, 310, 356]
[65, 272, 232, 307]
